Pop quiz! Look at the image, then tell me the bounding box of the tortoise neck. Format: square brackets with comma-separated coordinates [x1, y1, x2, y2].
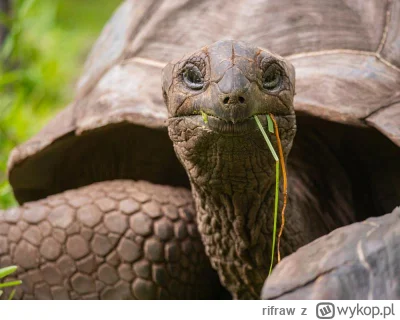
[189, 156, 276, 299]
[169, 122, 290, 299]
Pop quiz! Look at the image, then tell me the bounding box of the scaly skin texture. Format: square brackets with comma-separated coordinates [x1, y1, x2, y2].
[0, 180, 221, 299]
[163, 41, 357, 299]
[168, 116, 290, 299]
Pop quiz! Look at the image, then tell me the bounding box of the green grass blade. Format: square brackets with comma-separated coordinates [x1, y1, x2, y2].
[0, 280, 22, 289]
[269, 162, 280, 275]
[8, 289, 16, 300]
[267, 114, 274, 133]
[254, 115, 280, 275]
[254, 115, 278, 161]
[0, 266, 18, 279]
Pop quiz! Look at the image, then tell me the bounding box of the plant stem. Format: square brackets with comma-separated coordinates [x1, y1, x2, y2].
[269, 161, 280, 275]
[254, 115, 280, 275]
[8, 288, 16, 300]
[269, 114, 288, 263]
[254, 115, 278, 161]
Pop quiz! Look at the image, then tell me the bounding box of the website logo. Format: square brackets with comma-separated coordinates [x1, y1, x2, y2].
[316, 303, 335, 319]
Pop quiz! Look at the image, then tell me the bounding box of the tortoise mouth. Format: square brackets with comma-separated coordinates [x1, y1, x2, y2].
[173, 113, 295, 136]
[172, 114, 272, 136]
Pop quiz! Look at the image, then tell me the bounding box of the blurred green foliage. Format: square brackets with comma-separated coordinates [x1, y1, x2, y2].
[0, 0, 121, 208]
[0, 265, 22, 299]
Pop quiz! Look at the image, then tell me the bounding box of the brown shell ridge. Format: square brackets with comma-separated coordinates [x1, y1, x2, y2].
[264, 263, 349, 300]
[376, 0, 393, 53]
[366, 101, 400, 147]
[262, 207, 400, 299]
[76, 1, 163, 101]
[363, 100, 400, 120]
[122, 57, 167, 69]
[286, 49, 400, 73]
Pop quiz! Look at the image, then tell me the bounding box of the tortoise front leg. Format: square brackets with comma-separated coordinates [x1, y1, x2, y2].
[262, 207, 400, 299]
[0, 180, 222, 299]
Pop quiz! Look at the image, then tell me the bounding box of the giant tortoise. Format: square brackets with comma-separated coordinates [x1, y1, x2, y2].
[1, 0, 400, 299]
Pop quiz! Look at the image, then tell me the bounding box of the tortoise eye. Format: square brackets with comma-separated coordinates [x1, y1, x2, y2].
[263, 64, 282, 91]
[182, 65, 204, 90]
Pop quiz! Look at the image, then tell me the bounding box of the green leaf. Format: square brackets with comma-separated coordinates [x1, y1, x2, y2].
[254, 115, 278, 161]
[0, 70, 24, 87]
[0, 266, 18, 279]
[8, 289, 17, 300]
[269, 162, 280, 276]
[0, 280, 22, 289]
[254, 115, 280, 275]
[267, 114, 274, 133]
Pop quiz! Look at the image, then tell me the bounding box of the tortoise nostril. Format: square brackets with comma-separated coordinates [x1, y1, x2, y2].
[222, 95, 245, 104]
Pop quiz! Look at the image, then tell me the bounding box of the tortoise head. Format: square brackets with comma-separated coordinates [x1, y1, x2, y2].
[163, 40, 296, 188]
[163, 40, 297, 298]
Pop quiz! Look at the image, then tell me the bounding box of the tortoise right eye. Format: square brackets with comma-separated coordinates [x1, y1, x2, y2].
[182, 65, 204, 90]
[262, 64, 282, 91]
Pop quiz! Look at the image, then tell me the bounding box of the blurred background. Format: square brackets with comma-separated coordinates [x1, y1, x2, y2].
[0, 0, 122, 208]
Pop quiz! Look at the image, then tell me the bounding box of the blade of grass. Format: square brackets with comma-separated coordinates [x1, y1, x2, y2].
[269, 114, 288, 263]
[0, 266, 18, 279]
[269, 161, 280, 275]
[8, 289, 16, 300]
[254, 115, 280, 275]
[254, 115, 278, 161]
[0, 280, 22, 289]
[267, 114, 274, 133]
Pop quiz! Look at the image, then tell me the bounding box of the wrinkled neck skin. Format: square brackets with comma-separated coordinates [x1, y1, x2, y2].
[168, 116, 295, 299]
[192, 163, 275, 300]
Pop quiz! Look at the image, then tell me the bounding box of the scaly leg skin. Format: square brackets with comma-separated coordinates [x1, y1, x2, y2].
[0, 180, 222, 299]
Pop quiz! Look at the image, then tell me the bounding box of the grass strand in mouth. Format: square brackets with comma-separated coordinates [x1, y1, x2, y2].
[254, 115, 279, 275]
[267, 114, 274, 133]
[200, 110, 209, 124]
[269, 114, 288, 263]
[254, 115, 278, 161]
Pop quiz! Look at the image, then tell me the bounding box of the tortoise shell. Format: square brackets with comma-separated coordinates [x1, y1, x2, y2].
[262, 206, 400, 299]
[8, 0, 400, 204]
